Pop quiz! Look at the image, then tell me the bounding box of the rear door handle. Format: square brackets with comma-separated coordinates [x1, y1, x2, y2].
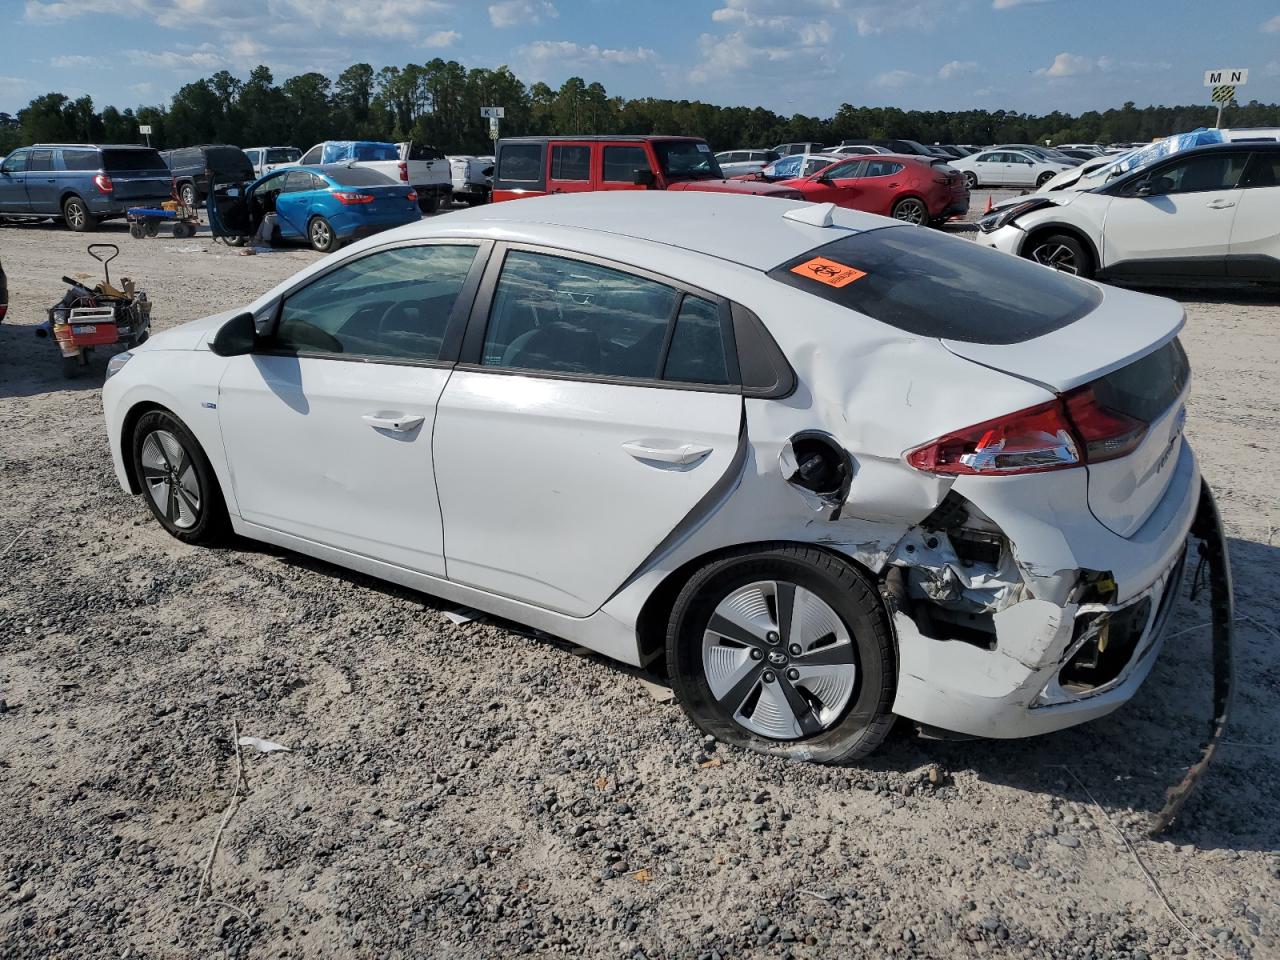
[362, 412, 425, 432]
[622, 441, 713, 465]
[1206, 200, 1236, 209]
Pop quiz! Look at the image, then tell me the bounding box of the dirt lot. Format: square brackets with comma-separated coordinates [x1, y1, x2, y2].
[1, 215, 1278, 960]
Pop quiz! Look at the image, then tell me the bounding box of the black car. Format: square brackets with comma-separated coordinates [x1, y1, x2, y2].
[0, 144, 173, 231]
[162, 144, 255, 208]
[839, 138, 937, 157]
[0, 258, 7, 322]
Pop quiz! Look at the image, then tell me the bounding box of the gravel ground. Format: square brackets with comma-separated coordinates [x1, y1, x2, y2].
[1, 214, 1278, 960]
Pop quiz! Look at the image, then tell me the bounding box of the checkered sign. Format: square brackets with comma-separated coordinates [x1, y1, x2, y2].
[1211, 84, 1236, 104]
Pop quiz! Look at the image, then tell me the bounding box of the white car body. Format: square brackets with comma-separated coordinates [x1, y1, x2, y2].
[102, 192, 1210, 750]
[447, 155, 494, 204]
[243, 146, 301, 179]
[950, 149, 1073, 188]
[829, 145, 892, 157]
[715, 150, 780, 177]
[975, 143, 1280, 284]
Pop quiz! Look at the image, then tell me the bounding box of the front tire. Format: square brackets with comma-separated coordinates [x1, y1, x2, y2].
[666, 545, 896, 763]
[308, 216, 337, 252]
[1026, 232, 1093, 278]
[63, 196, 96, 232]
[131, 410, 229, 545]
[963, 171, 978, 190]
[179, 182, 198, 209]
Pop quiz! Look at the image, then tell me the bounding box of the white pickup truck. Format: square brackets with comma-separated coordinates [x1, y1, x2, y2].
[292, 141, 453, 213]
[447, 155, 494, 206]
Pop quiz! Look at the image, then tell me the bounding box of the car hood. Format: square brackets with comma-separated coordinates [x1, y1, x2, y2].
[139, 309, 240, 352]
[942, 282, 1184, 393]
[667, 178, 799, 196]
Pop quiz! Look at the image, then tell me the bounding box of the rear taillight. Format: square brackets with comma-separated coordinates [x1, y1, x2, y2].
[406, 191, 417, 202]
[906, 387, 1150, 476]
[1063, 386, 1146, 462]
[94, 174, 113, 193]
[397, 161, 408, 182]
[332, 191, 374, 204]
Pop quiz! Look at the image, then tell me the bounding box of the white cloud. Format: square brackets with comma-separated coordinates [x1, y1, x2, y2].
[1262, 14, 1280, 32]
[129, 81, 157, 98]
[937, 59, 977, 80]
[126, 44, 227, 70]
[521, 39, 656, 66]
[992, 0, 1050, 8]
[421, 29, 460, 47]
[847, 0, 953, 36]
[50, 54, 97, 68]
[1036, 52, 1094, 78]
[875, 69, 919, 89]
[1266, 60, 1280, 77]
[692, 0, 837, 83]
[488, 0, 556, 27]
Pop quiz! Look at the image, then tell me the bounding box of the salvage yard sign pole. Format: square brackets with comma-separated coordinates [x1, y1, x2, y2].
[481, 105, 505, 142]
[1204, 68, 1247, 128]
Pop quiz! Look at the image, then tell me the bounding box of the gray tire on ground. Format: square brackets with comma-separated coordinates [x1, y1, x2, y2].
[63, 195, 96, 232]
[666, 543, 896, 764]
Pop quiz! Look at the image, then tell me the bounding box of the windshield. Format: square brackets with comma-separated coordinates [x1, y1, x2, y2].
[654, 140, 723, 180]
[265, 148, 300, 164]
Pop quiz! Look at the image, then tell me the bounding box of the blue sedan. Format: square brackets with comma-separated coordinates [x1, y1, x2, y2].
[208, 164, 420, 252]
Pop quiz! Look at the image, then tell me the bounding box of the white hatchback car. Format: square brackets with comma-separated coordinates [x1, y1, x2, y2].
[102, 191, 1228, 765]
[975, 143, 1280, 282]
[950, 149, 1073, 190]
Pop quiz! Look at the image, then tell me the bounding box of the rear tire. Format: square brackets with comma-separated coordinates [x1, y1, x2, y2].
[63, 196, 95, 232]
[130, 409, 229, 545]
[963, 171, 978, 190]
[308, 216, 337, 253]
[1036, 171, 1055, 187]
[1025, 232, 1093, 278]
[891, 196, 928, 225]
[179, 182, 198, 209]
[419, 194, 440, 214]
[666, 545, 896, 764]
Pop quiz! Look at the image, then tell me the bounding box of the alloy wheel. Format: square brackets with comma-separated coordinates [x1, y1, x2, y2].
[140, 430, 202, 529]
[181, 184, 197, 208]
[1031, 242, 1080, 274]
[701, 580, 858, 740]
[893, 198, 927, 225]
[310, 219, 332, 249]
[65, 200, 85, 230]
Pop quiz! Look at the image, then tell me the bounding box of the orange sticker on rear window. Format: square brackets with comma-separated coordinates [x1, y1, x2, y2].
[790, 257, 867, 287]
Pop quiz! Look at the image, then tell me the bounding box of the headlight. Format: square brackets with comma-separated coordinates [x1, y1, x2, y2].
[105, 351, 133, 381]
[977, 198, 1054, 233]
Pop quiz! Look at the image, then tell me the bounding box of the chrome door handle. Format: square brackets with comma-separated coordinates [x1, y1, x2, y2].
[622, 441, 713, 465]
[1206, 200, 1236, 209]
[362, 413, 425, 432]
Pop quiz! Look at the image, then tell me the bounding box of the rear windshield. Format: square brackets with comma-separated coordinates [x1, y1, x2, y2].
[317, 166, 397, 186]
[768, 227, 1102, 345]
[495, 142, 545, 189]
[352, 143, 399, 161]
[101, 149, 166, 172]
[265, 148, 299, 164]
[404, 143, 445, 161]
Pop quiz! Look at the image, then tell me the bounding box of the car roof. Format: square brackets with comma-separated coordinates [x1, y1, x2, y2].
[499, 135, 703, 144]
[412, 192, 890, 271]
[30, 143, 156, 150]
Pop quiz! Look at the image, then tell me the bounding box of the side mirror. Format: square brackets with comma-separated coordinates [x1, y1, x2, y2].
[210, 311, 258, 357]
[632, 169, 656, 187]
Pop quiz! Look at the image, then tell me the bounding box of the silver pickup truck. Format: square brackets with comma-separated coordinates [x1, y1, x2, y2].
[290, 141, 453, 212]
[447, 155, 494, 206]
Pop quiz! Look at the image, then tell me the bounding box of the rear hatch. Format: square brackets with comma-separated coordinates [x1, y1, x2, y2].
[766, 225, 1188, 538]
[102, 148, 173, 201]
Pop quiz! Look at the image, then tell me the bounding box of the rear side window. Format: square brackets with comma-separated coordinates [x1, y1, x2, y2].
[1243, 152, 1280, 188]
[603, 146, 648, 182]
[664, 296, 730, 385]
[550, 145, 590, 181]
[495, 142, 545, 190]
[1145, 153, 1248, 194]
[28, 150, 53, 172]
[274, 245, 477, 362]
[769, 227, 1102, 345]
[863, 160, 904, 178]
[103, 149, 166, 172]
[61, 149, 99, 171]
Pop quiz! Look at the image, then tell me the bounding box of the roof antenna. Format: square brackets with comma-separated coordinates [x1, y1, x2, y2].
[783, 202, 836, 227]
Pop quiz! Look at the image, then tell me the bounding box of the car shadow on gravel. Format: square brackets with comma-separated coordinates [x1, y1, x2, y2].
[0, 323, 115, 398]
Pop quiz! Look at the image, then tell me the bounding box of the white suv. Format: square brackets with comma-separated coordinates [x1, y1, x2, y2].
[976, 142, 1280, 283]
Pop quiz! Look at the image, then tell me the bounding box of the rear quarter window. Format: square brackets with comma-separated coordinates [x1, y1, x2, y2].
[61, 149, 100, 171]
[105, 149, 167, 172]
[768, 227, 1102, 345]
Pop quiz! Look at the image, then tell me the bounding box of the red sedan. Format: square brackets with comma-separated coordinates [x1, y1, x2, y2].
[779, 154, 969, 225]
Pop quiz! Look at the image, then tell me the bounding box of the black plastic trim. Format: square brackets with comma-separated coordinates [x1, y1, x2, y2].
[732, 302, 796, 399]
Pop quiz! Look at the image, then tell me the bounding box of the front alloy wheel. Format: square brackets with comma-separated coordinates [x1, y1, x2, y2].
[141, 429, 202, 530]
[1027, 233, 1092, 277]
[702, 581, 858, 740]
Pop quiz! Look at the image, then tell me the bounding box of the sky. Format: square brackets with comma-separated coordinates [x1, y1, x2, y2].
[1, 0, 1278, 118]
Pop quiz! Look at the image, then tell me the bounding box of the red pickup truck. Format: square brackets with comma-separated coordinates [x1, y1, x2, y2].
[491, 136, 802, 203]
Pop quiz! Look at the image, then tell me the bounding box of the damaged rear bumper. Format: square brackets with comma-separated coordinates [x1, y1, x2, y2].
[888, 442, 1222, 741]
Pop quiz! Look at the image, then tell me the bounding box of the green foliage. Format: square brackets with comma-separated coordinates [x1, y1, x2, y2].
[2, 60, 1278, 156]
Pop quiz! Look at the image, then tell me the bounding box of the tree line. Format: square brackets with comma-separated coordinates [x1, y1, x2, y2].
[1, 59, 1277, 157]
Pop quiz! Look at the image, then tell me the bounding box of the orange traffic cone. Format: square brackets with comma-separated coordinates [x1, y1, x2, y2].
[983, 195, 994, 215]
